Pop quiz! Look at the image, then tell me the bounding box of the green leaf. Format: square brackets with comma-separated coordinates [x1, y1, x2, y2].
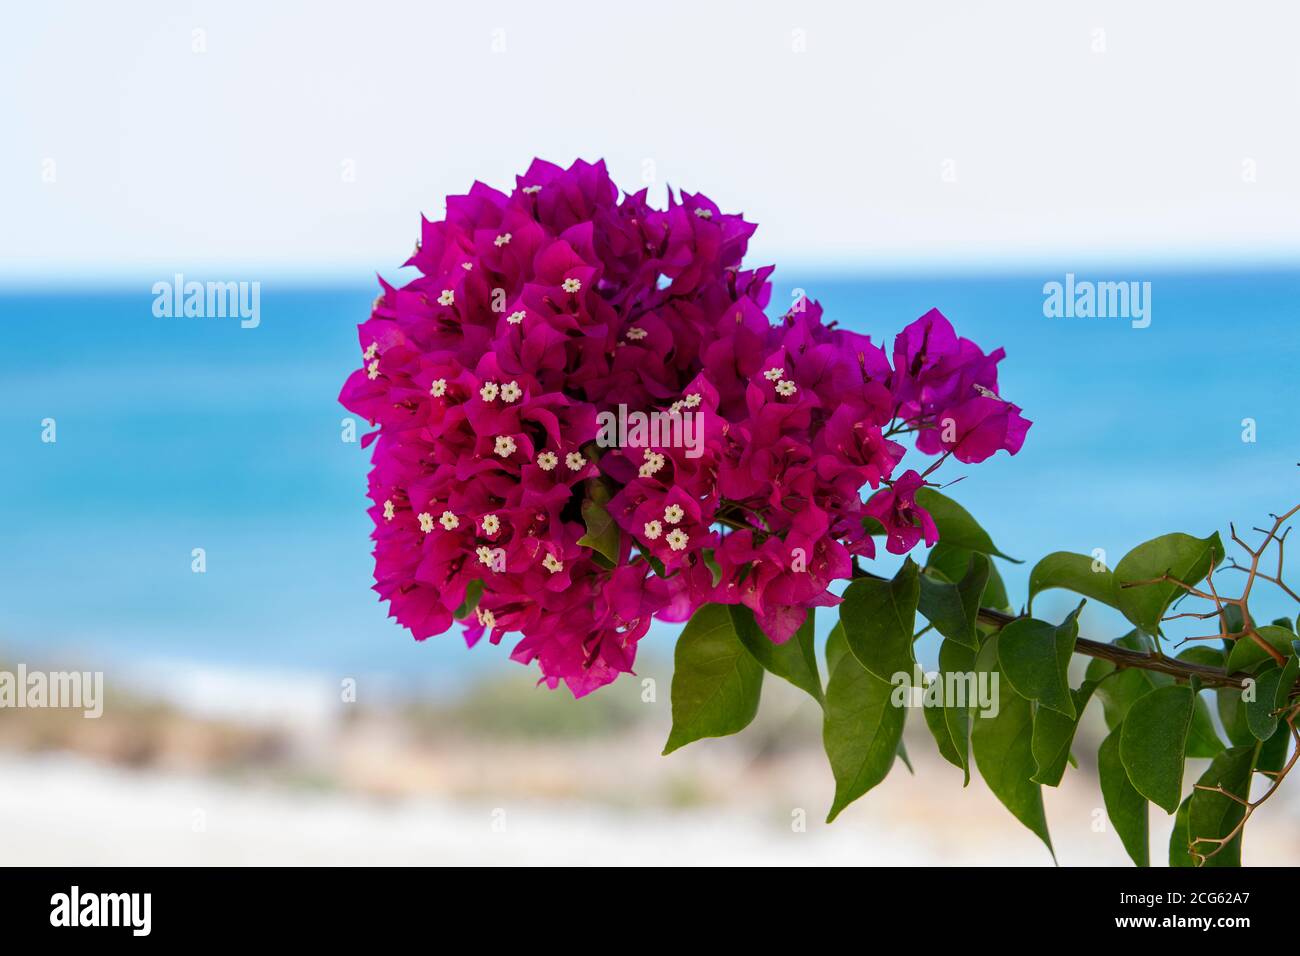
[1090, 635, 1223, 758]
[731, 605, 823, 705]
[1258, 723, 1289, 775]
[941, 639, 977, 785]
[1225, 625, 1293, 673]
[825, 622, 849, 675]
[1119, 684, 1195, 813]
[1217, 685, 1256, 747]
[577, 479, 621, 567]
[1169, 796, 1194, 867]
[921, 640, 978, 783]
[1245, 665, 1283, 741]
[925, 542, 1011, 612]
[917, 552, 989, 650]
[1027, 551, 1118, 614]
[1275, 653, 1299, 708]
[1187, 698, 1226, 758]
[997, 604, 1083, 718]
[841, 558, 920, 682]
[896, 738, 914, 774]
[663, 604, 763, 755]
[922, 691, 963, 770]
[1186, 744, 1257, 866]
[1087, 632, 1158, 728]
[914, 488, 1020, 561]
[1098, 725, 1149, 866]
[1031, 679, 1097, 786]
[823, 630, 906, 822]
[453, 578, 484, 621]
[971, 635, 1054, 856]
[1113, 532, 1225, 635]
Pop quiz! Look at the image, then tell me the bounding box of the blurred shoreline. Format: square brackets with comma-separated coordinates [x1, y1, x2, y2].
[2, 651, 1297, 866]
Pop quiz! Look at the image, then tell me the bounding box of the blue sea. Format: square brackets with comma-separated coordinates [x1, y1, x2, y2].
[3, 269, 1298, 687]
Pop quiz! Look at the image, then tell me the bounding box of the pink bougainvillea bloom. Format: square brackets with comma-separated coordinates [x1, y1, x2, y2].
[863, 470, 940, 555]
[340, 159, 1029, 695]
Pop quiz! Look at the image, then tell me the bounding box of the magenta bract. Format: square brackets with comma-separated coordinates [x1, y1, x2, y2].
[340, 159, 1030, 695]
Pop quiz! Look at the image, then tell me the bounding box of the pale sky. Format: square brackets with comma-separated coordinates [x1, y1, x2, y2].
[3, 0, 1298, 282]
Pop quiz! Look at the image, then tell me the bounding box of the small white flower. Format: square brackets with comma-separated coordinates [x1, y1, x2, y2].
[973, 383, 1000, 399]
[542, 553, 564, 574]
[693, 208, 713, 219]
[494, 435, 517, 457]
[562, 277, 582, 293]
[625, 326, 648, 341]
[430, 378, 447, 397]
[683, 392, 702, 409]
[669, 401, 685, 415]
[418, 512, 435, 533]
[437, 289, 455, 307]
[536, 451, 559, 471]
[383, 499, 395, 521]
[461, 261, 473, 271]
[775, 379, 797, 397]
[664, 504, 685, 525]
[476, 546, 497, 568]
[500, 381, 521, 403]
[507, 310, 526, 325]
[476, 606, 496, 629]
[494, 233, 512, 247]
[363, 342, 378, 360]
[565, 452, 587, 471]
[763, 367, 784, 382]
[479, 381, 500, 402]
[481, 514, 500, 535]
[367, 359, 380, 380]
[522, 184, 542, 195]
[643, 520, 663, 540]
[638, 450, 665, 478]
[666, 528, 689, 551]
[439, 510, 459, 531]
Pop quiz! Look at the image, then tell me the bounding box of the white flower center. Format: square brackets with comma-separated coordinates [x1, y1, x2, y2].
[536, 451, 559, 471]
[438, 289, 455, 306]
[562, 278, 582, 293]
[494, 435, 517, 457]
[439, 510, 459, 531]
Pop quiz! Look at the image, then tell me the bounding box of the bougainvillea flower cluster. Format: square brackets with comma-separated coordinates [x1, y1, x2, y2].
[340, 159, 1030, 696]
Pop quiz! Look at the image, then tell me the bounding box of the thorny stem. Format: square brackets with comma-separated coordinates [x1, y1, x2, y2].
[1189, 707, 1300, 865]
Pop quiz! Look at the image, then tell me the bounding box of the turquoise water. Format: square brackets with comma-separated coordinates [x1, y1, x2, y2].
[2, 269, 1297, 683]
